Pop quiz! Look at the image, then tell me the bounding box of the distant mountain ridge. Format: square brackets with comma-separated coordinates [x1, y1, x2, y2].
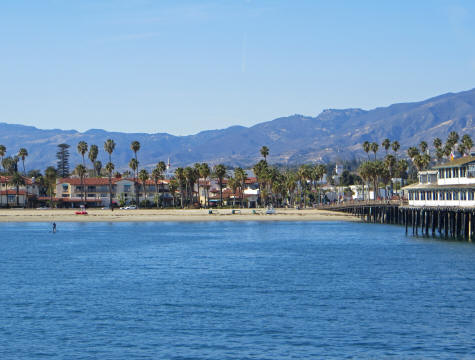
[1, 88, 475, 170]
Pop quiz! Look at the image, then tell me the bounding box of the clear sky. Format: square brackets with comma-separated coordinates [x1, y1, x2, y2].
[1, 0, 475, 135]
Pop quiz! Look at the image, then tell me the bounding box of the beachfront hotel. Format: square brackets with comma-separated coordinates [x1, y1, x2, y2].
[404, 156, 475, 207]
[54, 177, 172, 207]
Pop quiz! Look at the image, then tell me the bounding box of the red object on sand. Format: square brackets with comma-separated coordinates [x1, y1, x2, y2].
[75, 211, 88, 215]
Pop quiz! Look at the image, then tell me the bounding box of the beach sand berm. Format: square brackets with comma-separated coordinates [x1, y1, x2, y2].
[0, 208, 359, 222]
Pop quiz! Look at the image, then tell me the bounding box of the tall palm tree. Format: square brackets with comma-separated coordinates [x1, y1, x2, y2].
[151, 167, 162, 208]
[214, 164, 226, 207]
[174, 167, 185, 208]
[391, 140, 400, 158]
[104, 139, 116, 210]
[297, 165, 311, 207]
[194, 163, 203, 207]
[77, 141, 88, 167]
[433, 138, 442, 150]
[94, 160, 102, 176]
[461, 134, 473, 156]
[8, 172, 25, 207]
[129, 158, 139, 206]
[0, 145, 6, 173]
[313, 164, 326, 204]
[199, 163, 211, 208]
[45, 166, 57, 208]
[419, 141, 428, 154]
[382, 138, 391, 155]
[130, 141, 141, 206]
[384, 154, 396, 198]
[253, 160, 268, 207]
[260, 146, 269, 162]
[88, 145, 99, 176]
[284, 171, 297, 206]
[138, 169, 149, 206]
[407, 146, 419, 160]
[362, 141, 371, 160]
[184, 166, 198, 207]
[18, 148, 28, 175]
[105, 162, 115, 209]
[228, 176, 239, 207]
[370, 142, 379, 160]
[169, 179, 178, 207]
[75, 164, 87, 206]
[104, 139, 116, 164]
[234, 167, 247, 208]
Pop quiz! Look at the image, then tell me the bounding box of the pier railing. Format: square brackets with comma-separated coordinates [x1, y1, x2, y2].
[318, 200, 407, 210]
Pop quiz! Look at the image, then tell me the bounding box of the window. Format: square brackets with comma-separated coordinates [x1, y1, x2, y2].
[447, 192, 452, 200]
[453, 168, 458, 178]
[468, 164, 475, 178]
[461, 191, 467, 201]
[87, 194, 95, 198]
[470, 191, 475, 201]
[461, 167, 467, 177]
[415, 192, 420, 200]
[433, 191, 438, 200]
[439, 170, 445, 179]
[446, 169, 451, 178]
[440, 192, 445, 200]
[62, 184, 68, 191]
[453, 191, 458, 200]
[421, 192, 425, 200]
[124, 185, 131, 192]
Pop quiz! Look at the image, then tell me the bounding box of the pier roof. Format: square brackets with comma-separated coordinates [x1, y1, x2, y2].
[403, 183, 475, 191]
[433, 156, 475, 169]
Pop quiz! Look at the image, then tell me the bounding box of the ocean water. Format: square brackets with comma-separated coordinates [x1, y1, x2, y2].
[0, 221, 473, 359]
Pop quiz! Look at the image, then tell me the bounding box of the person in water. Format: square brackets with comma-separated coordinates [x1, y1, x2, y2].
[52, 222, 56, 233]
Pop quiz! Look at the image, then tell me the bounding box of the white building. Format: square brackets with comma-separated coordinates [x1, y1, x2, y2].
[403, 156, 475, 207]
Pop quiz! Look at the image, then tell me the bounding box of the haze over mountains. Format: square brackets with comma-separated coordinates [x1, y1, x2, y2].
[1, 88, 475, 171]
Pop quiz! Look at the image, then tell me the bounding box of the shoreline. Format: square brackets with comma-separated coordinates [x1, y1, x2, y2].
[0, 208, 359, 223]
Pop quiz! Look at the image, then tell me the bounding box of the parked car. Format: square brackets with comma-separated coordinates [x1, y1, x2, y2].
[120, 205, 137, 210]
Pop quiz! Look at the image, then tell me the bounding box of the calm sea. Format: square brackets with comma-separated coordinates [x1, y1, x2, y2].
[0, 221, 473, 359]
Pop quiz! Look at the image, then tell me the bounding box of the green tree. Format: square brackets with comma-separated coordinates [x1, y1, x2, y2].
[75, 164, 87, 206]
[77, 141, 88, 167]
[391, 140, 400, 158]
[199, 163, 211, 208]
[174, 167, 185, 208]
[130, 141, 141, 206]
[362, 141, 371, 159]
[129, 158, 139, 206]
[0, 145, 6, 173]
[56, 143, 70, 178]
[370, 142, 379, 160]
[214, 164, 227, 207]
[138, 169, 149, 206]
[461, 134, 473, 156]
[382, 138, 391, 155]
[105, 162, 115, 209]
[151, 167, 163, 208]
[260, 146, 269, 162]
[18, 148, 28, 175]
[234, 167, 247, 208]
[88, 144, 99, 176]
[45, 166, 57, 207]
[8, 172, 25, 207]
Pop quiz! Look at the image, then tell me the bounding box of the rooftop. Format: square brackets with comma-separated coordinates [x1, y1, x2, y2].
[433, 156, 475, 169]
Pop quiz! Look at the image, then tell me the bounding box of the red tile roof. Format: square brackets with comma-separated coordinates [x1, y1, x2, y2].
[57, 177, 170, 186]
[0, 176, 35, 185]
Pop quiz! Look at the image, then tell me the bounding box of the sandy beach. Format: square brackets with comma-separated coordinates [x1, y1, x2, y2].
[0, 208, 359, 222]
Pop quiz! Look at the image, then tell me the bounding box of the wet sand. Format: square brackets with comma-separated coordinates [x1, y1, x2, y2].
[0, 208, 359, 222]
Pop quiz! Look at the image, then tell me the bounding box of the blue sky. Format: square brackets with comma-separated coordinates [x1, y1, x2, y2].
[1, 0, 475, 135]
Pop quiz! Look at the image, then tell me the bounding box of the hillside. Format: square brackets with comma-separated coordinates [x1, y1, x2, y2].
[1, 88, 475, 170]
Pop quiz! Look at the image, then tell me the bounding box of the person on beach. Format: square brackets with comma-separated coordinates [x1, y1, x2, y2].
[52, 222, 56, 233]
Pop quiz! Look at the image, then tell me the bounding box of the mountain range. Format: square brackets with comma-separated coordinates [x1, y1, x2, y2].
[1, 88, 475, 171]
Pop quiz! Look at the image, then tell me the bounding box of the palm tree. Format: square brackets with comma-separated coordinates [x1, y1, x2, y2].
[75, 164, 87, 206]
[174, 167, 185, 208]
[234, 167, 247, 208]
[384, 154, 396, 198]
[129, 158, 139, 206]
[103, 139, 116, 210]
[407, 146, 419, 160]
[0, 145, 6, 173]
[45, 166, 57, 208]
[395, 159, 408, 192]
[194, 163, 203, 207]
[8, 172, 25, 207]
[253, 160, 268, 207]
[169, 179, 178, 207]
[18, 148, 28, 175]
[184, 167, 197, 207]
[284, 171, 297, 206]
[313, 164, 326, 204]
[77, 141, 88, 167]
[151, 167, 162, 208]
[370, 142, 379, 160]
[447, 131, 459, 149]
[382, 138, 391, 155]
[138, 169, 149, 206]
[130, 141, 141, 206]
[228, 176, 239, 207]
[260, 146, 269, 162]
[362, 141, 371, 160]
[88, 145, 99, 176]
[358, 162, 371, 200]
[105, 162, 115, 209]
[433, 137, 442, 150]
[104, 139, 116, 164]
[199, 163, 211, 208]
[214, 164, 226, 207]
[419, 141, 428, 154]
[94, 160, 102, 176]
[461, 134, 473, 156]
[297, 165, 311, 207]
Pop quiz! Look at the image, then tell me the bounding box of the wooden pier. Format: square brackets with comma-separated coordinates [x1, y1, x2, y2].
[319, 201, 474, 242]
